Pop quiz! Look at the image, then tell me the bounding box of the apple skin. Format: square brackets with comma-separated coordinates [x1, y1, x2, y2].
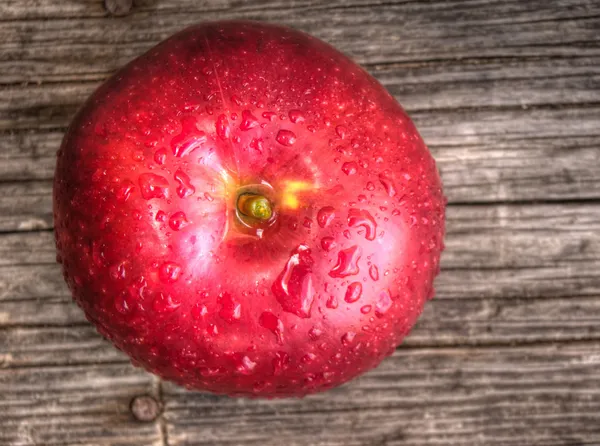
[54, 21, 445, 397]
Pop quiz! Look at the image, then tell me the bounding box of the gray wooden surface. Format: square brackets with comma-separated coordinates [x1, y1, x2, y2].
[1, 1, 600, 445]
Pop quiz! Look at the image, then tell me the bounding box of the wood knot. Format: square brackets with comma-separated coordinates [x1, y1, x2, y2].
[104, 0, 133, 16]
[130, 395, 161, 422]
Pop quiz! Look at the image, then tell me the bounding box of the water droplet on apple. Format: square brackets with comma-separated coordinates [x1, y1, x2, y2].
[360, 305, 372, 314]
[115, 180, 135, 203]
[273, 351, 290, 375]
[240, 110, 259, 131]
[155, 210, 167, 222]
[366, 182, 375, 191]
[317, 206, 335, 228]
[153, 293, 181, 313]
[308, 327, 322, 340]
[369, 264, 379, 281]
[169, 211, 189, 231]
[191, 303, 208, 319]
[326, 295, 339, 309]
[341, 161, 358, 176]
[174, 169, 195, 198]
[341, 331, 356, 345]
[159, 261, 182, 283]
[139, 173, 170, 200]
[320, 236, 336, 252]
[216, 114, 230, 140]
[378, 171, 397, 197]
[329, 245, 362, 278]
[262, 111, 277, 121]
[302, 353, 316, 363]
[154, 148, 168, 165]
[348, 209, 377, 241]
[276, 129, 296, 146]
[236, 355, 256, 374]
[219, 292, 241, 323]
[375, 289, 393, 316]
[259, 311, 284, 344]
[289, 109, 305, 123]
[335, 125, 347, 139]
[272, 245, 315, 318]
[345, 282, 362, 303]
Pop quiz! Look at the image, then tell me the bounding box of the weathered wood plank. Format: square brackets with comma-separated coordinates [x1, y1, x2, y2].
[0, 324, 124, 368]
[163, 343, 600, 446]
[0, 181, 53, 232]
[2, 0, 600, 83]
[0, 363, 162, 446]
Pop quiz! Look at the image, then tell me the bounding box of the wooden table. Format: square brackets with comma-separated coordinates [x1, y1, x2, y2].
[2, 1, 599, 445]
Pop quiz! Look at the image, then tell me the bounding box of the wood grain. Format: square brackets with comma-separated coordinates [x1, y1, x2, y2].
[163, 343, 600, 446]
[0, 363, 162, 446]
[2, 0, 600, 445]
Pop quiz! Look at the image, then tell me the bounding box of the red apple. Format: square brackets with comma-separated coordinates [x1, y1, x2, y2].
[54, 21, 445, 397]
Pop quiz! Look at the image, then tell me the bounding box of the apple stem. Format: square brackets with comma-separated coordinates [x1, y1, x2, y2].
[237, 194, 273, 221]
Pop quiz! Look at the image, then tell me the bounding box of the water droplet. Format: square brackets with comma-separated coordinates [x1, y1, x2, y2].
[302, 353, 316, 363]
[369, 265, 379, 281]
[216, 114, 230, 140]
[236, 355, 256, 374]
[329, 245, 362, 278]
[171, 116, 207, 157]
[317, 206, 335, 228]
[139, 173, 170, 200]
[155, 210, 167, 222]
[240, 110, 259, 131]
[303, 217, 312, 228]
[341, 331, 356, 345]
[378, 172, 397, 197]
[109, 261, 127, 280]
[360, 305, 372, 314]
[320, 236, 336, 252]
[308, 327, 322, 340]
[348, 209, 377, 241]
[159, 262, 182, 283]
[375, 289, 393, 316]
[230, 94, 243, 106]
[366, 182, 375, 191]
[249, 137, 264, 153]
[341, 162, 358, 176]
[272, 244, 315, 318]
[219, 292, 241, 323]
[259, 311, 284, 344]
[169, 211, 189, 231]
[335, 125, 347, 139]
[154, 148, 167, 165]
[174, 169, 195, 198]
[345, 282, 362, 303]
[273, 351, 290, 375]
[326, 295, 339, 309]
[289, 109, 305, 123]
[115, 180, 135, 203]
[276, 129, 297, 146]
[191, 303, 208, 319]
[153, 293, 181, 313]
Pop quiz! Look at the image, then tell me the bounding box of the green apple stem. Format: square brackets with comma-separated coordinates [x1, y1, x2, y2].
[237, 194, 273, 221]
